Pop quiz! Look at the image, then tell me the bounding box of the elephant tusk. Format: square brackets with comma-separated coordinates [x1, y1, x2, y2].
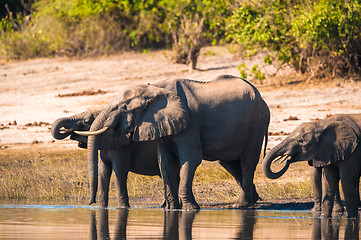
[272, 155, 282, 163]
[272, 155, 286, 164]
[59, 127, 74, 134]
[278, 155, 291, 164]
[74, 126, 109, 136]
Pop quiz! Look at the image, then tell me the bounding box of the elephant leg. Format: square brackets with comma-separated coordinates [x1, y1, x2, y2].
[175, 135, 202, 210]
[111, 151, 130, 208]
[333, 183, 344, 213]
[158, 139, 181, 209]
[339, 163, 360, 218]
[98, 153, 112, 208]
[239, 157, 259, 207]
[310, 167, 322, 212]
[178, 160, 201, 210]
[321, 166, 339, 218]
[219, 160, 259, 207]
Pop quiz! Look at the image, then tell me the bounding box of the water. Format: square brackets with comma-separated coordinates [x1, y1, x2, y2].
[0, 204, 359, 239]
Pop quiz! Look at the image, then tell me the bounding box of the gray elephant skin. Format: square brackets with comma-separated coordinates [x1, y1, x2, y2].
[310, 166, 344, 213]
[263, 114, 361, 218]
[51, 110, 164, 208]
[74, 75, 270, 210]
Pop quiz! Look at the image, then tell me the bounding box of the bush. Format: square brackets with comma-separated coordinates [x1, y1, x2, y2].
[0, 0, 169, 59]
[227, 0, 361, 78]
[0, 0, 232, 61]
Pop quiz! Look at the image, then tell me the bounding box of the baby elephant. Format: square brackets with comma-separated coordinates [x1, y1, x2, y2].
[263, 114, 361, 218]
[51, 110, 169, 208]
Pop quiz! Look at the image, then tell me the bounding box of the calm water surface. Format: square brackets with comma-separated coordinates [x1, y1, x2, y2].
[0, 203, 359, 239]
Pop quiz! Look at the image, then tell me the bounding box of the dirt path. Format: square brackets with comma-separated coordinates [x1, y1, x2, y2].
[1, 46, 361, 149]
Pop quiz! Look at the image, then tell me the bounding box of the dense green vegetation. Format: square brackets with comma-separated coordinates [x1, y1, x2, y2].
[2, 0, 361, 77]
[228, 0, 361, 78]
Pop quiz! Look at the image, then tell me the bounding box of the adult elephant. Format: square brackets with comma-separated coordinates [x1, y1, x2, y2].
[263, 114, 361, 218]
[76, 75, 270, 210]
[51, 110, 169, 208]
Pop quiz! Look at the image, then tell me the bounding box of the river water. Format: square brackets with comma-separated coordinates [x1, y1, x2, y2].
[0, 204, 359, 239]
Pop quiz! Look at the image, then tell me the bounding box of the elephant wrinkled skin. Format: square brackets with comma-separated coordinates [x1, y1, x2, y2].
[263, 114, 361, 218]
[51, 110, 165, 208]
[75, 75, 270, 210]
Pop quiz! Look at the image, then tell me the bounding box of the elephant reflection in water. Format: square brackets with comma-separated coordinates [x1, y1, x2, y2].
[88, 209, 256, 239]
[311, 215, 359, 240]
[163, 211, 196, 239]
[88, 209, 197, 239]
[235, 210, 256, 239]
[89, 209, 128, 240]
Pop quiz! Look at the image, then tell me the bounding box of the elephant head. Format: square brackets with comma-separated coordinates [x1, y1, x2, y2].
[51, 110, 100, 148]
[75, 84, 189, 205]
[263, 115, 360, 179]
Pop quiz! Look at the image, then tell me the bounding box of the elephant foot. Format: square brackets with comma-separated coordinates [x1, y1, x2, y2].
[89, 197, 96, 205]
[333, 204, 345, 213]
[233, 194, 258, 209]
[311, 203, 321, 212]
[253, 190, 261, 203]
[160, 200, 167, 208]
[98, 203, 108, 209]
[117, 203, 130, 209]
[181, 201, 200, 211]
[232, 201, 253, 209]
[163, 200, 181, 210]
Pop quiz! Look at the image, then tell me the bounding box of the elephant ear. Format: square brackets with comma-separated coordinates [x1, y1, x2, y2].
[131, 86, 189, 141]
[313, 121, 359, 167]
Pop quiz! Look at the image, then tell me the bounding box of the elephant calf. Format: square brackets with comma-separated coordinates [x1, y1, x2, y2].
[263, 114, 361, 218]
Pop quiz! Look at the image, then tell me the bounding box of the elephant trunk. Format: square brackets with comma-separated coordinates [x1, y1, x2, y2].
[262, 141, 290, 179]
[87, 134, 98, 205]
[87, 111, 107, 205]
[51, 117, 78, 140]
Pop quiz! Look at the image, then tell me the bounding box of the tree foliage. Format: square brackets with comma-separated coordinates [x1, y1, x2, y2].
[1, 0, 361, 78]
[0, 0, 232, 64]
[227, 0, 361, 77]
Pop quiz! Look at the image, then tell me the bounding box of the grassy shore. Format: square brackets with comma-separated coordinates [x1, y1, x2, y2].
[0, 145, 313, 207]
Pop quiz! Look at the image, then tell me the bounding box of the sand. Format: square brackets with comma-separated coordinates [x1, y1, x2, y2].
[1, 46, 361, 150]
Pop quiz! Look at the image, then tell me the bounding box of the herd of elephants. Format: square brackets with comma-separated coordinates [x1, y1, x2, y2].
[50, 75, 361, 218]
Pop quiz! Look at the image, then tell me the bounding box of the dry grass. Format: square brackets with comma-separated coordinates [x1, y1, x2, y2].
[0, 146, 88, 203]
[0, 146, 313, 206]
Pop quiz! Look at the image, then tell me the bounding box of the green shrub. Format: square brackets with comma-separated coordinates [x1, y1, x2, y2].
[227, 0, 361, 78]
[0, 0, 232, 60]
[0, 0, 168, 59]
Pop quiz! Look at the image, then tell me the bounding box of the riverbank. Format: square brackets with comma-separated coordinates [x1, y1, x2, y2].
[1, 46, 361, 208]
[0, 145, 313, 208]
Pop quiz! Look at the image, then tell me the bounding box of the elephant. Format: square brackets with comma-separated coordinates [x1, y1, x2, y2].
[263, 114, 361, 218]
[310, 166, 344, 213]
[75, 74, 270, 210]
[51, 110, 169, 208]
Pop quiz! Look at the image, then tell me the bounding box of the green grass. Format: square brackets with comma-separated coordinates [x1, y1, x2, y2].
[0, 146, 314, 206]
